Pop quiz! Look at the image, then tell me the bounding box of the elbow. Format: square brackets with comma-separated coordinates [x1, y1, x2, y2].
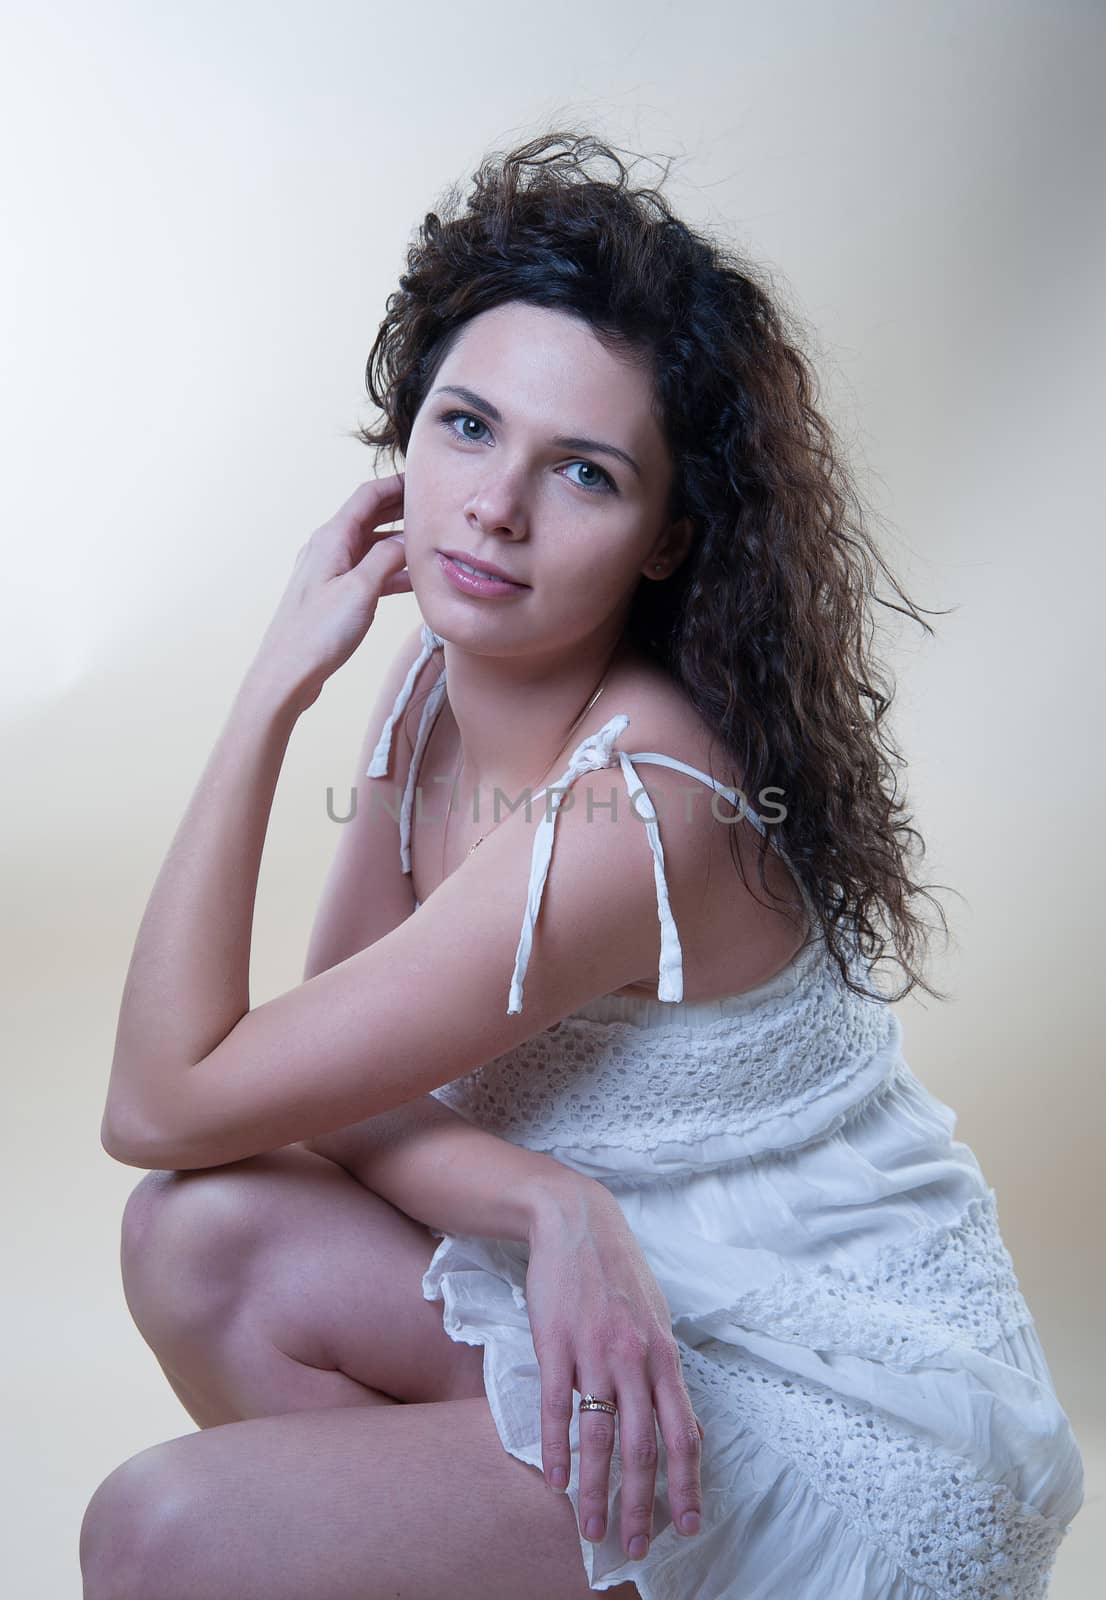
[100, 1102, 265, 1174]
[100, 1102, 169, 1171]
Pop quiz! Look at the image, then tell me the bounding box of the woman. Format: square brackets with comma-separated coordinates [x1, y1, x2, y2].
[82, 132, 1084, 1599]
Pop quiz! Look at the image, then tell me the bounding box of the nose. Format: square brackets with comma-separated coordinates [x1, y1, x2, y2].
[463, 467, 530, 540]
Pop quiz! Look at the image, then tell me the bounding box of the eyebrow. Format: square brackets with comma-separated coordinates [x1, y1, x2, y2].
[430, 384, 642, 480]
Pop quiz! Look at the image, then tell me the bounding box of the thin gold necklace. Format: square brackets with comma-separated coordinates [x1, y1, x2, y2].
[440, 667, 613, 877]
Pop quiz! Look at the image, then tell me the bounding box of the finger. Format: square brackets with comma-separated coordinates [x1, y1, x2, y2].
[613, 1385, 659, 1563]
[353, 534, 408, 586]
[537, 1357, 575, 1495]
[650, 1349, 704, 1539]
[329, 473, 405, 531]
[378, 568, 414, 597]
[576, 1385, 618, 1547]
[317, 480, 405, 566]
[301, 501, 404, 588]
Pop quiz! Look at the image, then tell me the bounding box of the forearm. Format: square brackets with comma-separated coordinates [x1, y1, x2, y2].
[306, 1094, 611, 1245]
[104, 666, 303, 1148]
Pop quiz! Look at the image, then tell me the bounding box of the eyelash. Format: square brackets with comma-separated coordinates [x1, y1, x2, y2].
[437, 409, 619, 495]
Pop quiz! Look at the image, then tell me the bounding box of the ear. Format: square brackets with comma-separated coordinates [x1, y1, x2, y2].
[646, 515, 695, 580]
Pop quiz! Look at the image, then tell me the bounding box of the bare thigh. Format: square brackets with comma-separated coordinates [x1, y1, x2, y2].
[120, 1144, 487, 1419]
[81, 1400, 644, 1600]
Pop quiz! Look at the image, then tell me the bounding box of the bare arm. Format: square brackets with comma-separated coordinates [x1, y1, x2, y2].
[296, 621, 613, 1242]
[303, 1099, 613, 1246]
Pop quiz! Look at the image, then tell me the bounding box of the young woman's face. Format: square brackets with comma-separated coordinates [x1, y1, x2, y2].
[400, 301, 685, 660]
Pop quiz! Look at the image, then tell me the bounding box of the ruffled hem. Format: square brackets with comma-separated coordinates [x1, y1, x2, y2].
[422, 1235, 1081, 1599]
[420, 1023, 1085, 1595]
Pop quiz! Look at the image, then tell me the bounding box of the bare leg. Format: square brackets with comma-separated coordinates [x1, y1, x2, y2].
[85, 1147, 646, 1599]
[81, 1400, 645, 1600]
[140, 1331, 395, 1430]
[119, 1145, 485, 1428]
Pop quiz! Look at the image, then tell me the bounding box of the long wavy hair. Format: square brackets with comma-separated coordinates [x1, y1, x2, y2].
[350, 129, 956, 1004]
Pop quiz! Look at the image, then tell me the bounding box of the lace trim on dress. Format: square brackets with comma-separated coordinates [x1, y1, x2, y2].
[429, 949, 901, 1154]
[679, 1341, 1067, 1600]
[693, 1190, 1036, 1371]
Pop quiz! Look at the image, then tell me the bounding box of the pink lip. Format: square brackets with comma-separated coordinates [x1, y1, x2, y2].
[438, 549, 528, 586]
[436, 551, 529, 598]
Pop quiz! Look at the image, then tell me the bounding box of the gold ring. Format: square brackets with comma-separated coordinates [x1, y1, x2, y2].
[579, 1393, 618, 1415]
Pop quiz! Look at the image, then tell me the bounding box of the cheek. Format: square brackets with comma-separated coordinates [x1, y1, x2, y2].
[408, 446, 468, 513]
[398, 457, 440, 528]
[546, 539, 645, 608]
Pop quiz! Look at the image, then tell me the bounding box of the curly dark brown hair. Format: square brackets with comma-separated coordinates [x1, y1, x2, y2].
[349, 128, 957, 1004]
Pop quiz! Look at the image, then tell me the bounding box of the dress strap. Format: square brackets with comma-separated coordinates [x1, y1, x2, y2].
[365, 622, 445, 780]
[622, 752, 768, 837]
[365, 622, 446, 874]
[624, 753, 816, 926]
[366, 632, 814, 1007]
[507, 714, 685, 1016]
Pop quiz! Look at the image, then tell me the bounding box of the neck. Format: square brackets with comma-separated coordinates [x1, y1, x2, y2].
[437, 627, 641, 801]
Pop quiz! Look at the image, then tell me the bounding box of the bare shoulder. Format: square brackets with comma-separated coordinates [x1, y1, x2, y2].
[599, 654, 810, 999]
[618, 653, 745, 788]
[596, 650, 747, 853]
[398, 638, 807, 1002]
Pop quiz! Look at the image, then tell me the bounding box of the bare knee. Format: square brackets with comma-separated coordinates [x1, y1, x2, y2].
[80, 1448, 170, 1600]
[120, 1146, 345, 1331]
[119, 1156, 284, 1336]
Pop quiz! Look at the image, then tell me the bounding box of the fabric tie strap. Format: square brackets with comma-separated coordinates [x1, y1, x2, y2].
[366, 623, 446, 874]
[507, 713, 685, 1016]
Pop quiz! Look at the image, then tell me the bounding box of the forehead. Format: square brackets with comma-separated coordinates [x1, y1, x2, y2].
[440, 302, 655, 414]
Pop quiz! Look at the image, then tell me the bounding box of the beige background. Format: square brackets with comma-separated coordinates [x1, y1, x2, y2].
[2, 1, 1102, 1593]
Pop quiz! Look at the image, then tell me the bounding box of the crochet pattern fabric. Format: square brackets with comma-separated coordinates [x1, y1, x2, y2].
[371, 623, 1085, 1598]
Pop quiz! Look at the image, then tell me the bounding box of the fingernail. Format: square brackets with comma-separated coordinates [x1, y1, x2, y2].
[628, 1535, 649, 1560]
[551, 1467, 567, 1490]
[680, 1511, 701, 1535]
[586, 1516, 605, 1541]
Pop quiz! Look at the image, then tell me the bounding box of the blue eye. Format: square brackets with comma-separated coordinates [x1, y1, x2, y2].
[443, 411, 490, 444]
[438, 410, 618, 495]
[563, 460, 615, 493]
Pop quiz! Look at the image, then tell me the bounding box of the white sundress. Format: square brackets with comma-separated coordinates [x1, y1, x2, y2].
[364, 621, 1085, 1600]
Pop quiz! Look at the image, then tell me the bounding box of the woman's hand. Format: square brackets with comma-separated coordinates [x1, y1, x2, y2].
[247, 473, 413, 713]
[524, 1180, 704, 1566]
